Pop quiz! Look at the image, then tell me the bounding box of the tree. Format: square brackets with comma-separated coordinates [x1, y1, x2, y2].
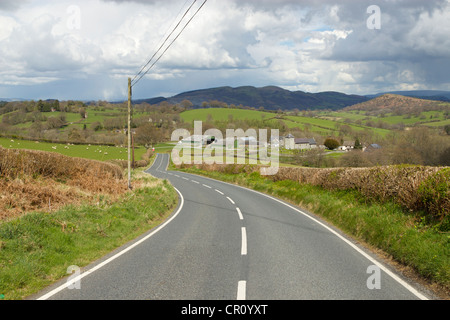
[339, 150, 372, 167]
[180, 99, 193, 109]
[79, 107, 87, 119]
[91, 121, 103, 131]
[37, 100, 45, 112]
[135, 123, 164, 148]
[324, 138, 340, 150]
[45, 116, 65, 129]
[439, 147, 450, 166]
[69, 128, 83, 142]
[354, 138, 362, 150]
[445, 124, 450, 135]
[51, 99, 60, 111]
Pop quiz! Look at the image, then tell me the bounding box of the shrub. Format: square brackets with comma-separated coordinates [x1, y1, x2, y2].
[324, 138, 340, 150]
[0, 147, 127, 220]
[179, 161, 449, 223]
[418, 168, 449, 226]
[0, 147, 123, 180]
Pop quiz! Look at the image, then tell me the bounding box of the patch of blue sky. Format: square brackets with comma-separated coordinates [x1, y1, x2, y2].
[313, 25, 334, 32]
[279, 40, 296, 48]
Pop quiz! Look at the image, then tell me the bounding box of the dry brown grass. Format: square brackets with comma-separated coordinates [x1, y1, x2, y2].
[271, 165, 449, 217]
[0, 147, 128, 221]
[179, 162, 449, 221]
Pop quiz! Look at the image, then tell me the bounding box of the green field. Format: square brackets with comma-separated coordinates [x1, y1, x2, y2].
[318, 110, 450, 128]
[180, 107, 275, 123]
[0, 137, 147, 162]
[180, 108, 392, 137]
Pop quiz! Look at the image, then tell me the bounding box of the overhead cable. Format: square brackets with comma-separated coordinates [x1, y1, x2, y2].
[131, 0, 208, 87]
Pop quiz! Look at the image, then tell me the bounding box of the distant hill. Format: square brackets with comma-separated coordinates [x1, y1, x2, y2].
[134, 86, 369, 111]
[131, 97, 167, 105]
[365, 90, 450, 102]
[170, 86, 369, 111]
[0, 98, 27, 102]
[344, 94, 446, 113]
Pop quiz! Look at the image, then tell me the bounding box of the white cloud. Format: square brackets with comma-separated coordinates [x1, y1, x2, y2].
[0, 0, 449, 100]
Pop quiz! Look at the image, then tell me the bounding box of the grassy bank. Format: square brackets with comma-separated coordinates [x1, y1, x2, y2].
[175, 164, 449, 296]
[0, 173, 177, 300]
[0, 150, 178, 300]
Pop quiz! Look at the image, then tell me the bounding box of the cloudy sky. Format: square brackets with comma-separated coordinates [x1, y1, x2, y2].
[0, 0, 449, 101]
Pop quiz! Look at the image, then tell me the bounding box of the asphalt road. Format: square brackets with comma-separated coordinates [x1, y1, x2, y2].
[35, 153, 432, 300]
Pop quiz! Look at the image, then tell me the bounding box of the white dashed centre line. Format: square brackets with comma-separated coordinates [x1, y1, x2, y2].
[236, 207, 244, 220]
[241, 227, 247, 256]
[237, 281, 246, 300]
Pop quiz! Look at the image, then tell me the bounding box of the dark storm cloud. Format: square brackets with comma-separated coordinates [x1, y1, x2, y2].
[0, 0, 28, 11]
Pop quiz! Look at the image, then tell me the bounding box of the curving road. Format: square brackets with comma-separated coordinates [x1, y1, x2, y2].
[35, 153, 431, 300]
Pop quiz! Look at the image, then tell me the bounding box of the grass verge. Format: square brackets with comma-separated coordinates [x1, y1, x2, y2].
[0, 172, 177, 300]
[175, 164, 449, 297]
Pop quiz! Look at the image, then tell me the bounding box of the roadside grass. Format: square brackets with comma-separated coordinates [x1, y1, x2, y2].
[0, 167, 178, 300]
[174, 164, 449, 295]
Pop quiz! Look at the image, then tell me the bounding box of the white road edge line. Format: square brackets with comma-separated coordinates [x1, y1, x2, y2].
[177, 171, 429, 300]
[37, 186, 185, 300]
[241, 227, 247, 256]
[236, 207, 244, 220]
[237, 280, 246, 300]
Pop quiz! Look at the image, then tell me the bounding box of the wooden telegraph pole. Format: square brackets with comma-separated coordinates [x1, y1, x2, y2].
[127, 77, 132, 189]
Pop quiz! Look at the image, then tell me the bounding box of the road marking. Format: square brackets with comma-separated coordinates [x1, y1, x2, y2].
[215, 189, 224, 195]
[155, 156, 163, 171]
[182, 177, 189, 180]
[226, 197, 235, 205]
[241, 227, 247, 255]
[191, 180, 200, 184]
[179, 171, 430, 300]
[202, 184, 212, 189]
[236, 207, 244, 220]
[164, 154, 169, 171]
[237, 281, 246, 300]
[174, 174, 180, 177]
[37, 186, 185, 300]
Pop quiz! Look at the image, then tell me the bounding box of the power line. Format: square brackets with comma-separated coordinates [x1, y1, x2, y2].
[131, 0, 196, 85]
[126, 0, 207, 189]
[131, 0, 208, 88]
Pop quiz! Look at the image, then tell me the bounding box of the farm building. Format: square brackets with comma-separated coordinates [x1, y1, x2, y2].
[178, 135, 216, 148]
[338, 141, 355, 151]
[364, 143, 382, 152]
[284, 134, 317, 150]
